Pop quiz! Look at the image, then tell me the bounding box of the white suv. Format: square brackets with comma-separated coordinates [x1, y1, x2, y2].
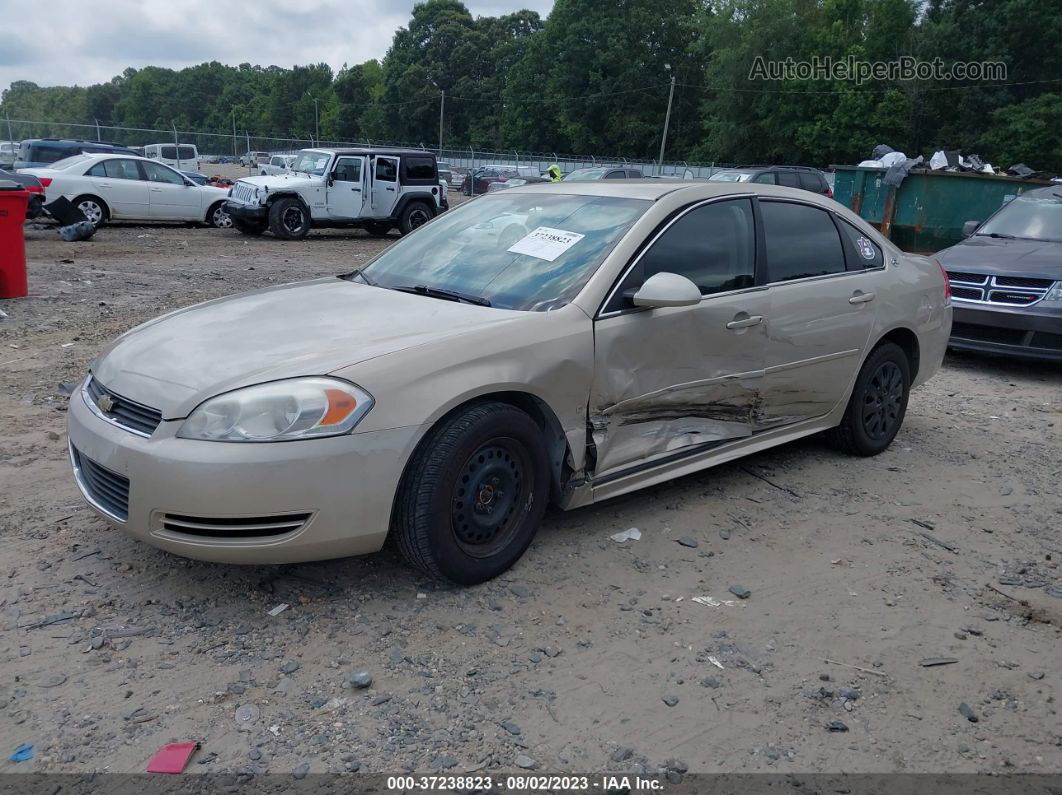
[223, 148, 447, 240]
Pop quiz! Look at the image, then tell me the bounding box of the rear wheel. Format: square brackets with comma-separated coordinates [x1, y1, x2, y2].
[72, 195, 108, 227]
[829, 342, 910, 456]
[268, 197, 310, 240]
[398, 201, 433, 235]
[394, 402, 550, 585]
[232, 217, 266, 235]
[365, 221, 392, 237]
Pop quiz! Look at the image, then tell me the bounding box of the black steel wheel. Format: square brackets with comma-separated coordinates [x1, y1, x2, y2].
[268, 197, 310, 240]
[399, 202, 433, 235]
[829, 341, 911, 456]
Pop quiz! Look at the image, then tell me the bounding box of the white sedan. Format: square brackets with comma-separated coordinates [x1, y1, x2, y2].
[20, 153, 232, 227]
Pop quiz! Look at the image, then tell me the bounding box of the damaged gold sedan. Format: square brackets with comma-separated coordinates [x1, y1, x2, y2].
[68, 181, 951, 584]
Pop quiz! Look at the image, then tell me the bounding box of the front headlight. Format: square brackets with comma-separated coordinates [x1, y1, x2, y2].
[177, 378, 373, 442]
[1043, 281, 1062, 303]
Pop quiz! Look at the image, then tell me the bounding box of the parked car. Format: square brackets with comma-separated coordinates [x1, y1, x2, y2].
[936, 187, 1062, 361]
[68, 181, 949, 584]
[259, 155, 295, 176]
[143, 143, 200, 170]
[485, 176, 552, 192]
[14, 138, 140, 170]
[0, 141, 17, 170]
[0, 168, 46, 218]
[709, 166, 833, 198]
[20, 153, 232, 228]
[461, 167, 516, 195]
[562, 166, 644, 181]
[240, 151, 272, 168]
[224, 147, 446, 239]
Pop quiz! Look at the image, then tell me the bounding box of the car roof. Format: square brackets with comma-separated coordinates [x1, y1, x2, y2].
[308, 147, 435, 157]
[503, 179, 836, 205]
[1013, 186, 1062, 199]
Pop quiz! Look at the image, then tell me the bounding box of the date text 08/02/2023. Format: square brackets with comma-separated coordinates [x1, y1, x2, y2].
[386, 774, 667, 791]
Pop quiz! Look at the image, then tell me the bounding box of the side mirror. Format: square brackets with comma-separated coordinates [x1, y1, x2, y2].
[629, 272, 702, 308]
[961, 220, 981, 238]
[326, 173, 335, 187]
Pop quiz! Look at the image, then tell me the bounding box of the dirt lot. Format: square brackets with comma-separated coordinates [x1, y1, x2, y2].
[0, 217, 1060, 780]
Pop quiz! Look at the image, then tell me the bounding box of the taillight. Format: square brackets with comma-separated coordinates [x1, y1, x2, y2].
[38, 177, 52, 187]
[826, 187, 833, 198]
[936, 260, 951, 303]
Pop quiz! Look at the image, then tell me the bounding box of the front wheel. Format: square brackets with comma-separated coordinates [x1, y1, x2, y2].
[207, 203, 233, 229]
[393, 402, 550, 585]
[829, 342, 911, 456]
[268, 197, 310, 240]
[398, 202, 433, 235]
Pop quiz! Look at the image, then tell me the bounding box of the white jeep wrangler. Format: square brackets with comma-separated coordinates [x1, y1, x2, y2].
[223, 148, 448, 240]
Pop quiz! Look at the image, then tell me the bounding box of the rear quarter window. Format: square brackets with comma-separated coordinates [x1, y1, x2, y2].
[837, 219, 885, 269]
[404, 156, 436, 180]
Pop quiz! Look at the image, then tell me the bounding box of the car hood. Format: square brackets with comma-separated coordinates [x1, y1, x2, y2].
[937, 236, 1062, 278]
[92, 278, 519, 419]
[238, 173, 320, 189]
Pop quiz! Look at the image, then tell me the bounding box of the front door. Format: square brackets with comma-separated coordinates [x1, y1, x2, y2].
[589, 198, 770, 479]
[370, 156, 399, 218]
[86, 158, 150, 218]
[756, 199, 878, 427]
[141, 161, 201, 220]
[328, 156, 365, 219]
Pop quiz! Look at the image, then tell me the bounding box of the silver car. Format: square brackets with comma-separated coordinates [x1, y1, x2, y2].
[68, 182, 951, 584]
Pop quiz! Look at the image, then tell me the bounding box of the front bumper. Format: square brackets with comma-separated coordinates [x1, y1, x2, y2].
[950, 301, 1062, 362]
[222, 201, 267, 222]
[67, 380, 424, 564]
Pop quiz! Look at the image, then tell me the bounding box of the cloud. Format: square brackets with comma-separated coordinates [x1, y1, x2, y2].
[0, 0, 554, 90]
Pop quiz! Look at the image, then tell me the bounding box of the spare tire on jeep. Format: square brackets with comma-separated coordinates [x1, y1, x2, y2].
[399, 201, 434, 235]
[268, 197, 311, 240]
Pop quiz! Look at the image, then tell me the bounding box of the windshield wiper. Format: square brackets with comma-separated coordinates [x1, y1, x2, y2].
[976, 232, 1015, 239]
[392, 284, 491, 307]
[340, 268, 375, 286]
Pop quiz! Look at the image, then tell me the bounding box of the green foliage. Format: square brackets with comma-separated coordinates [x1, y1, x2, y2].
[1, 0, 1059, 170]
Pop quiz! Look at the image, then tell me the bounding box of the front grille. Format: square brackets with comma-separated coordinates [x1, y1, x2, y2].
[71, 446, 130, 521]
[230, 182, 257, 204]
[947, 271, 1053, 306]
[86, 378, 162, 437]
[160, 512, 312, 538]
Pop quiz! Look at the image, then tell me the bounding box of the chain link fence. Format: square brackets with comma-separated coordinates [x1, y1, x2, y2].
[2, 117, 735, 178]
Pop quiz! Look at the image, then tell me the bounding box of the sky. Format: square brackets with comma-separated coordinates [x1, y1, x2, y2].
[0, 0, 555, 92]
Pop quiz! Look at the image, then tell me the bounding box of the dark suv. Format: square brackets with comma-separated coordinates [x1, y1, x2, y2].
[14, 139, 140, 170]
[708, 165, 832, 197]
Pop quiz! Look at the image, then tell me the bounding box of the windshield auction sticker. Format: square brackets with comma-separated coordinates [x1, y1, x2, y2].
[507, 226, 585, 261]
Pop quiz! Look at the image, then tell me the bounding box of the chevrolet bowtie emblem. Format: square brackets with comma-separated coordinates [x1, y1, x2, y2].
[96, 394, 115, 413]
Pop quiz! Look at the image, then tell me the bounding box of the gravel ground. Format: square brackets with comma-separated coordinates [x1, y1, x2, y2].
[0, 217, 1059, 779]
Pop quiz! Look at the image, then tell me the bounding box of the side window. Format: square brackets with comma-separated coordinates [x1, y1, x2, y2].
[628, 169, 642, 178]
[375, 158, 397, 181]
[604, 170, 625, 179]
[776, 171, 800, 188]
[761, 201, 847, 282]
[837, 219, 885, 269]
[798, 172, 822, 192]
[87, 162, 107, 177]
[752, 172, 775, 184]
[609, 199, 756, 311]
[104, 159, 141, 180]
[333, 157, 361, 183]
[141, 161, 184, 185]
[404, 156, 435, 180]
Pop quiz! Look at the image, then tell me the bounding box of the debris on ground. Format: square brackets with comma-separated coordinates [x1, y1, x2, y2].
[146, 742, 199, 773]
[609, 527, 641, 543]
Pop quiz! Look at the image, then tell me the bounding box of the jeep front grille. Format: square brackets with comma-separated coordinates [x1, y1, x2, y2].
[230, 182, 257, 204]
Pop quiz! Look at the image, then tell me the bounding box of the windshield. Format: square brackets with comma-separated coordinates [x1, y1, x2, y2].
[977, 193, 1062, 242]
[563, 168, 607, 181]
[48, 154, 92, 171]
[290, 150, 331, 176]
[360, 193, 649, 311]
[708, 171, 752, 182]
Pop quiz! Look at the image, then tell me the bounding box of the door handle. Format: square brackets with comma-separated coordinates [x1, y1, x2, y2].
[386, 187, 395, 191]
[849, 291, 876, 304]
[352, 187, 361, 192]
[726, 315, 764, 329]
[150, 187, 162, 192]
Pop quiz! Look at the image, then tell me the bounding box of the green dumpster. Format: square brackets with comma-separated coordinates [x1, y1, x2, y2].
[830, 166, 1052, 253]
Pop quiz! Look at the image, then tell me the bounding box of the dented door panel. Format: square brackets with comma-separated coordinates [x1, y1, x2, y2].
[589, 292, 770, 479]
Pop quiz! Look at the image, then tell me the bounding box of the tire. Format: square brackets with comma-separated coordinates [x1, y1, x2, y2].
[268, 197, 311, 240]
[206, 202, 233, 229]
[232, 217, 266, 235]
[829, 342, 911, 457]
[72, 195, 108, 227]
[365, 221, 392, 237]
[393, 401, 550, 585]
[398, 201, 434, 235]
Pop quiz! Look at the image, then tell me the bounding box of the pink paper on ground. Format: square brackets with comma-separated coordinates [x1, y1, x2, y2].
[146, 742, 199, 773]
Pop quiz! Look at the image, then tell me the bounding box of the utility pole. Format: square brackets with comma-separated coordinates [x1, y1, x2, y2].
[232, 108, 237, 158]
[438, 89, 445, 154]
[94, 118, 101, 141]
[306, 93, 320, 144]
[172, 121, 181, 170]
[5, 113, 13, 146]
[657, 66, 676, 171]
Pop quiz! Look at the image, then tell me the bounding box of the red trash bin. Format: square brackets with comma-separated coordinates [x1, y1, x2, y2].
[0, 180, 31, 299]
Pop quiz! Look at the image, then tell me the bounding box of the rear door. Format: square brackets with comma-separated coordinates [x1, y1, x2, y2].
[757, 199, 877, 427]
[142, 161, 201, 220]
[85, 158, 150, 218]
[370, 156, 399, 217]
[328, 156, 365, 219]
[589, 198, 770, 479]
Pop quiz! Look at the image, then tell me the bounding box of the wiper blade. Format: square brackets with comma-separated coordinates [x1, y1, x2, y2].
[339, 268, 375, 286]
[976, 232, 1015, 239]
[392, 284, 491, 307]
